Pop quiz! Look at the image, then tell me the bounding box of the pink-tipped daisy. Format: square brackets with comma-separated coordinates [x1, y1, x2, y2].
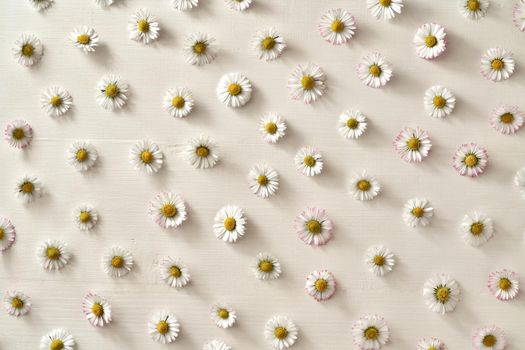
[351, 314, 390, 350]
[293, 207, 333, 246]
[148, 192, 188, 229]
[318, 8, 356, 45]
[393, 127, 432, 163]
[472, 326, 506, 350]
[413, 23, 447, 60]
[452, 143, 488, 177]
[489, 104, 524, 135]
[82, 293, 112, 327]
[513, 0, 525, 31]
[3, 290, 31, 317]
[416, 337, 447, 350]
[487, 269, 519, 301]
[4, 120, 33, 149]
[480, 48, 515, 82]
[305, 270, 336, 301]
[0, 217, 16, 252]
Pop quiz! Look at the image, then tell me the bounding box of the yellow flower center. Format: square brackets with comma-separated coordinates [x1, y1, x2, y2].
[482, 334, 497, 347]
[500, 113, 514, 124]
[156, 320, 169, 334]
[498, 278, 511, 291]
[228, 83, 242, 96]
[406, 137, 420, 150]
[464, 154, 478, 167]
[369, 64, 382, 77]
[425, 35, 438, 48]
[346, 118, 358, 129]
[224, 217, 237, 231]
[306, 219, 321, 234]
[261, 37, 276, 50]
[303, 155, 316, 167]
[259, 260, 274, 272]
[50, 96, 62, 107]
[218, 308, 229, 319]
[364, 326, 379, 340]
[111, 256, 124, 268]
[161, 204, 177, 218]
[257, 175, 269, 186]
[76, 149, 88, 162]
[46, 247, 61, 260]
[140, 150, 153, 164]
[0, 228, 4, 240]
[12, 128, 25, 140]
[77, 34, 91, 45]
[170, 265, 181, 277]
[22, 44, 34, 57]
[411, 207, 424, 218]
[137, 19, 150, 33]
[79, 211, 91, 223]
[315, 278, 328, 292]
[357, 180, 371, 191]
[491, 59, 504, 71]
[435, 287, 450, 302]
[171, 96, 185, 109]
[265, 122, 277, 134]
[433, 96, 446, 108]
[21, 182, 34, 193]
[91, 303, 104, 317]
[428, 347, 437, 350]
[193, 42, 207, 54]
[50, 339, 64, 350]
[196, 146, 209, 158]
[467, 0, 480, 11]
[274, 326, 288, 340]
[105, 83, 119, 98]
[11, 297, 23, 309]
[470, 222, 484, 235]
[331, 19, 345, 33]
[300, 76, 315, 90]
[373, 255, 385, 266]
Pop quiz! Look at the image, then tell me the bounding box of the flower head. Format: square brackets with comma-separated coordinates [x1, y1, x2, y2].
[210, 304, 237, 328]
[40, 329, 75, 350]
[248, 163, 279, 198]
[413, 23, 447, 60]
[184, 135, 219, 169]
[259, 113, 287, 143]
[349, 170, 381, 201]
[461, 211, 494, 247]
[102, 246, 134, 277]
[159, 257, 191, 288]
[452, 143, 488, 177]
[216, 73, 252, 108]
[393, 127, 432, 163]
[129, 140, 164, 173]
[0, 217, 16, 252]
[472, 326, 506, 350]
[73, 204, 99, 231]
[319, 9, 356, 45]
[95, 75, 129, 110]
[460, 0, 489, 20]
[252, 28, 286, 61]
[213, 205, 247, 243]
[3, 290, 31, 317]
[184, 32, 217, 66]
[13, 33, 43, 67]
[128, 8, 160, 44]
[351, 314, 390, 350]
[69, 27, 99, 53]
[487, 269, 519, 301]
[294, 146, 323, 177]
[357, 52, 393, 88]
[490, 104, 524, 135]
[149, 192, 187, 229]
[402, 198, 434, 227]
[37, 239, 71, 270]
[423, 85, 456, 119]
[365, 245, 395, 276]
[15, 175, 43, 203]
[264, 316, 299, 349]
[67, 141, 98, 172]
[338, 109, 367, 140]
[251, 252, 281, 280]
[288, 63, 326, 104]
[294, 207, 333, 246]
[163, 87, 194, 118]
[41, 86, 73, 117]
[82, 293, 112, 327]
[148, 311, 180, 344]
[4, 120, 33, 149]
[480, 48, 515, 82]
[423, 273, 460, 314]
[305, 269, 336, 301]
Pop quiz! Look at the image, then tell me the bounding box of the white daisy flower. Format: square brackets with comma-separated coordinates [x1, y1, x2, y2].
[73, 204, 99, 231]
[357, 52, 393, 88]
[452, 143, 489, 177]
[294, 146, 323, 177]
[82, 293, 112, 327]
[513, 0, 525, 31]
[417, 337, 447, 350]
[349, 170, 381, 201]
[248, 163, 279, 198]
[184, 32, 217, 66]
[129, 140, 164, 174]
[213, 205, 247, 243]
[480, 48, 515, 82]
[94, 0, 113, 7]
[28, 0, 54, 10]
[159, 257, 191, 288]
[487, 269, 519, 301]
[351, 314, 390, 350]
[251, 252, 281, 280]
[252, 28, 286, 61]
[67, 141, 98, 172]
[459, 0, 489, 20]
[184, 135, 219, 169]
[338, 109, 367, 140]
[264, 316, 299, 350]
[69, 27, 99, 53]
[171, 0, 198, 11]
[3, 290, 31, 317]
[393, 127, 432, 163]
[40, 329, 75, 350]
[224, 0, 252, 11]
[128, 9, 160, 45]
[37, 239, 71, 271]
[148, 311, 180, 344]
[40, 86, 73, 117]
[216, 73, 252, 108]
[258, 113, 286, 143]
[461, 212, 495, 247]
[0, 217, 16, 252]
[4, 120, 33, 149]
[514, 167, 525, 199]
[402, 198, 434, 227]
[15, 175, 43, 203]
[163, 87, 194, 118]
[13, 33, 43, 67]
[102, 246, 133, 277]
[210, 304, 237, 328]
[365, 245, 395, 277]
[148, 192, 188, 229]
[305, 269, 336, 301]
[293, 207, 333, 246]
[472, 326, 506, 350]
[413, 23, 447, 60]
[367, 0, 403, 20]
[490, 104, 524, 135]
[319, 8, 356, 45]
[95, 75, 129, 110]
[203, 340, 232, 350]
[287, 63, 326, 104]
[423, 273, 460, 314]
[423, 85, 456, 119]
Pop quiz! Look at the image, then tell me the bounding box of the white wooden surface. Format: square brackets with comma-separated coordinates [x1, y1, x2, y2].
[1, 0, 524, 349]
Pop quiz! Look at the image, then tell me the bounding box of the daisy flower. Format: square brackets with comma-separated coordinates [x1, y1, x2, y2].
[67, 141, 98, 172]
[40, 86, 73, 117]
[305, 270, 336, 301]
[3, 290, 31, 317]
[82, 293, 112, 327]
[487, 269, 519, 301]
[148, 192, 187, 229]
[258, 113, 286, 143]
[94, 0, 113, 7]
[40, 329, 75, 350]
[224, 0, 252, 11]
[204, 340, 232, 350]
[264, 316, 298, 350]
[294, 146, 323, 177]
[163, 87, 194, 118]
[0, 217, 16, 252]
[490, 104, 524, 135]
[251, 252, 281, 280]
[413, 23, 447, 60]
[480, 48, 515, 82]
[365, 245, 395, 277]
[461, 212, 494, 246]
[472, 326, 506, 350]
[293, 207, 333, 246]
[351, 314, 390, 350]
[216, 73, 252, 108]
[184, 135, 219, 169]
[159, 257, 191, 288]
[37, 239, 71, 271]
[367, 0, 403, 20]
[514, 167, 525, 199]
[148, 311, 180, 344]
[15, 175, 42, 203]
[28, 0, 54, 10]
[319, 8, 356, 45]
[210, 304, 237, 328]
[184, 32, 217, 66]
[102, 246, 134, 277]
[73, 204, 99, 231]
[357, 52, 393, 88]
[128, 9, 160, 45]
[423, 85, 456, 119]
[393, 127, 432, 163]
[252, 28, 286, 61]
[69, 27, 99, 53]
[417, 337, 447, 350]
[129, 140, 164, 173]
[513, 0, 525, 31]
[13, 33, 43, 67]
[95, 75, 129, 110]
[349, 170, 381, 201]
[287, 63, 326, 104]
[213, 205, 247, 243]
[452, 143, 488, 177]
[460, 0, 489, 20]
[402, 198, 434, 227]
[4, 120, 33, 149]
[338, 109, 367, 140]
[171, 0, 198, 11]
[423, 273, 460, 314]
[248, 163, 279, 198]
